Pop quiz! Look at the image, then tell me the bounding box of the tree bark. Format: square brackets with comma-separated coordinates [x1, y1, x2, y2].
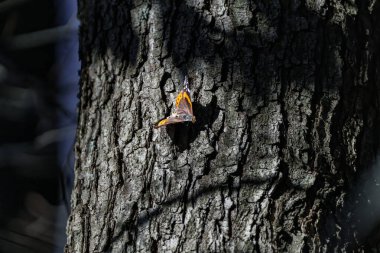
[66, 0, 380, 252]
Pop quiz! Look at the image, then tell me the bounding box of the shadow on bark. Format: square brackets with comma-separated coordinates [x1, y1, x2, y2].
[166, 98, 219, 151]
[110, 175, 278, 246]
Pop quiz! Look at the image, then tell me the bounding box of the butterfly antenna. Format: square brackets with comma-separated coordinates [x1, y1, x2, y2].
[184, 76, 190, 92]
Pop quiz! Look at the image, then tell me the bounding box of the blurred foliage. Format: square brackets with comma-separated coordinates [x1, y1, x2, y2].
[0, 0, 77, 252]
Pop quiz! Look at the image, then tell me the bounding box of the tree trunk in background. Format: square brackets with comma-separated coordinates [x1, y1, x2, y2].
[66, 0, 380, 252]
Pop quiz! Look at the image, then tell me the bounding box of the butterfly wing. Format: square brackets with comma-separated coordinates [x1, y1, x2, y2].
[154, 115, 184, 128]
[175, 89, 193, 116]
[154, 81, 195, 128]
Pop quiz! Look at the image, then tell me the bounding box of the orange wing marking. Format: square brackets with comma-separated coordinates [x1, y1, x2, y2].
[155, 118, 168, 128]
[175, 92, 183, 108]
[176, 90, 192, 108]
[182, 91, 192, 107]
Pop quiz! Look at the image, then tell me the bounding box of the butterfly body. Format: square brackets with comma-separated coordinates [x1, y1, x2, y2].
[154, 77, 195, 128]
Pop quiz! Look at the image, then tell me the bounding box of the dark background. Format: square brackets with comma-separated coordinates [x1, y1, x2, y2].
[0, 0, 78, 252]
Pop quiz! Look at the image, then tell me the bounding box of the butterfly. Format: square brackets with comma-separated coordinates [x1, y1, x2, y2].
[154, 76, 196, 128]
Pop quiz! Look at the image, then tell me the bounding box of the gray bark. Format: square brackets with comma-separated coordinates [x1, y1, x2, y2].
[66, 0, 380, 252]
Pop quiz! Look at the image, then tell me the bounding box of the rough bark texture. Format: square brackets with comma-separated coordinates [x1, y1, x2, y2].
[66, 0, 380, 252]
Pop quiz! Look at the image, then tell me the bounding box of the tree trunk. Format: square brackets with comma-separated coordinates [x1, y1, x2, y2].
[66, 0, 380, 252]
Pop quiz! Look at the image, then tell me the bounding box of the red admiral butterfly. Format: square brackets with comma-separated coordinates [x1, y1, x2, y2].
[154, 76, 196, 128]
